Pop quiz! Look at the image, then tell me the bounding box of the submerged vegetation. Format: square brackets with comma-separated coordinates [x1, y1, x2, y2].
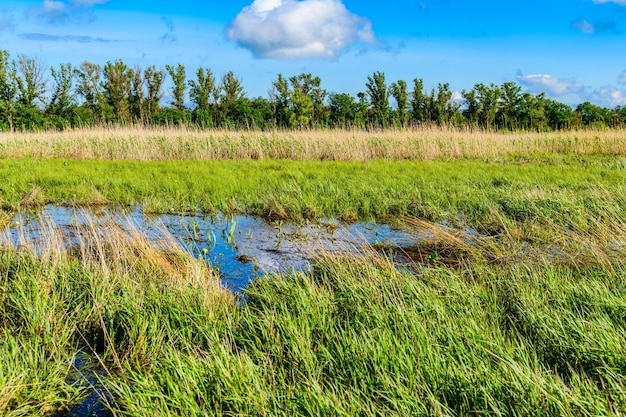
[0, 126, 625, 415]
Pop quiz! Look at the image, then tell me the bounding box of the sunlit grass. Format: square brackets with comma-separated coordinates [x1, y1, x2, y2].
[0, 217, 232, 415]
[1, 156, 625, 229]
[0, 206, 625, 415]
[1, 125, 625, 161]
[1, 126, 626, 415]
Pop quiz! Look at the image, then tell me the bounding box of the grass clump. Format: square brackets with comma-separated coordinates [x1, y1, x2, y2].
[0, 218, 232, 416]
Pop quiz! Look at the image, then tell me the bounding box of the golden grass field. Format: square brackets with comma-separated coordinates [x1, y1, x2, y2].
[1, 125, 625, 161]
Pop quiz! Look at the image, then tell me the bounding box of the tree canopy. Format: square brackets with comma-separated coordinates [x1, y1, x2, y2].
[0, 50, 623, 132]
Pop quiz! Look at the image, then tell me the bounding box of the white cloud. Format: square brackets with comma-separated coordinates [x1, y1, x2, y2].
[593, 0, 626, 5]
[583, 86, 626, 107]
[571, 19, 595, 34]
[618, 70, 626, 85]
[225, 0, 376, 59]
[515, 72, 584, 96]
[28, 0, 109, 23]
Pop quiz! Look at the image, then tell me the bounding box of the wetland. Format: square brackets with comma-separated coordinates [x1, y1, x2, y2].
[1, 127, 625, 416]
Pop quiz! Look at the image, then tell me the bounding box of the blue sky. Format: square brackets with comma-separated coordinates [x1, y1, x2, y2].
[1, 0, 625, 107]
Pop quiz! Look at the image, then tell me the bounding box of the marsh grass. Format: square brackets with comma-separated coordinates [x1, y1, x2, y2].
[1, 154, 625, 227]
[1, 125, 626, 161]
[0, 210, 10, 230]
[0, 203, 625, 415]
[1, 126, 626, 415]
[0, 216, 232, 416]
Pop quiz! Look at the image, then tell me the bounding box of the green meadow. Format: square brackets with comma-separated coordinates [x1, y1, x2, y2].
[2, 154, 625, 226]
[0, 128, 625, 416]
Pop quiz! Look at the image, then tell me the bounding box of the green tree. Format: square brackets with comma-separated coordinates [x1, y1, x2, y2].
[187, 67, 216, 127]
[47, 63, 76, 127]
[270, 73, 292, 128]
[245, 96, 273, 129]
[462, 88, 479, 126]
[518, 92, 547, 131]
[15, 54, 47, 109]
[434, 82, 456, 125]
[0, 50, 17, 130]
[366, 71, 390, 127]
[614, 105, 626, 126]
[329, 92, 359, 127]
[289, 89, 313, 127]
[165, 63, 187, 111]
[75, 61, 103, 112]
[287, 73, 327, 127]
[103, 60, 133, 123]
[475, 83, 501, 128]
[545, 99, 573, 130]
[217, 71, 245, 126]
[497, 81, 522, 130]
[188, 67, 216, 113]
[575, 101, 611, 127]
[130, 66, 144, 122]
[410, 78, 427, 124]
[390, 79, 408, 127]
[144, 65, 164, 122]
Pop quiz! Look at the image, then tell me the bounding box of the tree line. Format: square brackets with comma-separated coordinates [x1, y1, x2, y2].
[1, 50, 625, 131]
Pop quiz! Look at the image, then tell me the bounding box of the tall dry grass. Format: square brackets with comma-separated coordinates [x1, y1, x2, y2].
[1, 125, 625, 161]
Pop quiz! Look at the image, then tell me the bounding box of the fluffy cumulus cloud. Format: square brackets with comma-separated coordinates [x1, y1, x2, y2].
[584, 86, 626, 107]
[515, 72, 584, 96]
[618, 70, 626, 85]
[225, 0, 376, 59]
[28, 0, 109, 23]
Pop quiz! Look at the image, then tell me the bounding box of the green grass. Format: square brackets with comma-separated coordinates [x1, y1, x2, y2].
[0, 195, 625, 415]
[1, 155, 625, 230]
[1, 152, 626, 415]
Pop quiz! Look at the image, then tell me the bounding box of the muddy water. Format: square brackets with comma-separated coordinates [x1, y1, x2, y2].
[5, 205, 418, 291]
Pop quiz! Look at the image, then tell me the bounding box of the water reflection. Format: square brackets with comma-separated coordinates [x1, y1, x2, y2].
[5, 205, 417, 291]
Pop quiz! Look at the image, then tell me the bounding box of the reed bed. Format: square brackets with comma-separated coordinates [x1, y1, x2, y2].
[1, 125, 625, 161]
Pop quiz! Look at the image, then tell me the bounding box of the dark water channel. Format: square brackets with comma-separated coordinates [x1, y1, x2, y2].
[6, 205, 418, 291]
[62, 351, 114, 417]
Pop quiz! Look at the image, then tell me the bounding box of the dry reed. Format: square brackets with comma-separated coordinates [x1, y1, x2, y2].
[0, 214, 229, 301]
[1, 125, 625, 161]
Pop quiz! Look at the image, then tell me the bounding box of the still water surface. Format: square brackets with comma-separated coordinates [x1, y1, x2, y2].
[6, 205, 418, 291]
